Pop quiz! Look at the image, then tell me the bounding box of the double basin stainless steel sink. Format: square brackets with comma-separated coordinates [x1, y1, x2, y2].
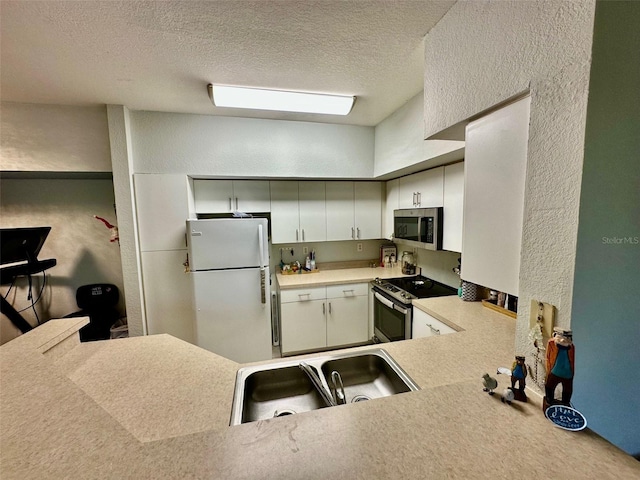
[230, 348, 419, 425]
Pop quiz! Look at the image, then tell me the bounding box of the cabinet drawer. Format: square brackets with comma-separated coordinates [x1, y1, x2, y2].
[280, 286, 326, 303]
[326, 283, 369, 299]
[412, 308, 457, 338]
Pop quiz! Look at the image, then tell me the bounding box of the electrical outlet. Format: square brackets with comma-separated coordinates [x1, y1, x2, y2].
[302, 246, 308, 255]
[356, 242, 363, 252]
[529, 299, 556, 339]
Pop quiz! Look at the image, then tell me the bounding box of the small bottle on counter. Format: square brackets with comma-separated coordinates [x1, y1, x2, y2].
[305, 256, 311, 270]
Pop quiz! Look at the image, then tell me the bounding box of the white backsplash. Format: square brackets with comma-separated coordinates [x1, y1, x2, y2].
[271, 239, 461, 289]
[271, 239, 387, 270]
[411, 248, 461, 288]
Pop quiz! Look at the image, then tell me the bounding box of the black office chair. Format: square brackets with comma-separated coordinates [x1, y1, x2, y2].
[64, 284, 120, 342]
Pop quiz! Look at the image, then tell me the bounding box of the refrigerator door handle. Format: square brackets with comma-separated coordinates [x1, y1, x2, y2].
[258, 224, 267, 304]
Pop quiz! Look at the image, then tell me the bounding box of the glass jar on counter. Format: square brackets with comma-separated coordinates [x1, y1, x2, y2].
[401, 251, 415, 275]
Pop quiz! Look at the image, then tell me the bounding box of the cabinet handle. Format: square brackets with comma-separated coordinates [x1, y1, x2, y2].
[351, 227, 355, 239]
[427, 323, 440, 335]
[323, 303, 326, 315]
[296, 229, 299, 241]
[229, 197, 233, 211]
[417, 192, 421, 206]
[342, 289, 354, 294]
[412, 192, 416, 206]
[298, 293, 311, 300]
[235, 197, 238, 210]
[329, 302, 332, 314]
[302, 229, 305, 241]
[357, 227, 360, 239]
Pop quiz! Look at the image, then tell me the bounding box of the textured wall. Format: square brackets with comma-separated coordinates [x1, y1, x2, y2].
[423, 0, 596, 387]
[0, 179, 125, 344]
[374, 92, 464, 177]
[0, 103, 111, 172]
[130, 111, 375, 178]
[571, 0, 640, 456]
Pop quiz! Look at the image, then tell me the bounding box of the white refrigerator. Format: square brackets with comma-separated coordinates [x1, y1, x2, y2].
[186, 218, 272, 363]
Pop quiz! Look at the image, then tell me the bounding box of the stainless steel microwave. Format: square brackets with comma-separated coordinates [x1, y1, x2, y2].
[393, 208, 443, 251]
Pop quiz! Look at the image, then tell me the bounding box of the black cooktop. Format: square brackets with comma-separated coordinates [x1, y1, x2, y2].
[372, 275, 457, 304]
[387, 275, 457, 298]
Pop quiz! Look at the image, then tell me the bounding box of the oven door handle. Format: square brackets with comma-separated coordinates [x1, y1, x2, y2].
[374, 292, 408, 314]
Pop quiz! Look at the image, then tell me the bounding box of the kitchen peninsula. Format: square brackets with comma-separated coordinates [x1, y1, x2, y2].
[1, 298, 638, 479]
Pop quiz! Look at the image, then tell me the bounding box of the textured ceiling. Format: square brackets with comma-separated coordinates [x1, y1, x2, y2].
[0, 1, 455, 126]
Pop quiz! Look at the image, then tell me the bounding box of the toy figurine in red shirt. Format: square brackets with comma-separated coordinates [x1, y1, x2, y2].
[543, 327, 575, 411]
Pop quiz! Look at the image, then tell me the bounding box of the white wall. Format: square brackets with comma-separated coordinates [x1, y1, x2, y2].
[0, 179, 125, 344]
[0, 103, 112, 172]
[423, 0, 596, 381]
[129, 111, 375, 178]
[374, 92, 464, 178]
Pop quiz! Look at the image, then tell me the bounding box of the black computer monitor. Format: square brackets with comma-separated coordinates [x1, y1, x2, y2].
[0, 227, 52, 265]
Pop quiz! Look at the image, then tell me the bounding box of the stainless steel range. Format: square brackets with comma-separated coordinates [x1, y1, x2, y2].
[371, 275, 457, 342]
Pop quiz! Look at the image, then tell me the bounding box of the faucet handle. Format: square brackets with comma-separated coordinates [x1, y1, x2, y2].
[330, 370, 346, 405]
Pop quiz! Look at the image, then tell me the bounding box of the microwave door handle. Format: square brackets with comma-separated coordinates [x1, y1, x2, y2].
[374, 292, 395, 310]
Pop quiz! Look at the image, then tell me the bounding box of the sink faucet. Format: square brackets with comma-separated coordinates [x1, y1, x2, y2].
[330, 370, 347, 405]
[299, 362, 336, 407]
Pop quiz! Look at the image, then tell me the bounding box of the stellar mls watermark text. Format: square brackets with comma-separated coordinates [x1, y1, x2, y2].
[602, 236, 639, 245]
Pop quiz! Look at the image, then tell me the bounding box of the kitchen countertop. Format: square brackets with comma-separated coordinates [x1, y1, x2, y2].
[2, 297, 638, 478]
[276, 264, 410, 289]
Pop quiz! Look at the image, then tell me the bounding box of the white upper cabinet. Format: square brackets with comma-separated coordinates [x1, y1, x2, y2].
[193, 179, 270, 213]
[270, 181, 300, 244]
[231, 180, 271, 212]
[134, 174, 192, 252]
[270, 181, 327, 243]
[461, 96, 530, 296]
[442, 162, 464, 253]
[398, 167, 444, 209]
[298, 181, 327, 242]
[354, 182, 382, 240]
[383, 179, 400, 240]
[326, 182, 355, 241]
[326, 182, 382, 241]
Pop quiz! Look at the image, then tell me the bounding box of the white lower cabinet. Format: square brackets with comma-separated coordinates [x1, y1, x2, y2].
[326, 284, 369, 347]
[280, 299, 327, 353]
[412, 308, 456, 339]
[280, 283, 369, 355]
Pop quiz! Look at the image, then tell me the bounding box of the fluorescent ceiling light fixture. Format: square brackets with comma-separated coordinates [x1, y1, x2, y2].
[208, 84, 355, 115]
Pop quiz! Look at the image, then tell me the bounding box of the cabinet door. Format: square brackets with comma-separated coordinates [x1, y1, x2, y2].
[141, 249, 194, 343]
[193, 179, 234, 213]
[442, 162, 464, 252]
[383, 179, 399, 240]
[270, 181, 300, 243]
[398, 168, 444, 208]
[414, 167, 444, 207]
[280, 300, 327, 354]
[354, 182, 382, 240]
[327, 296, 369, 347]
[461, 97, 530, 296]
[326, 182, 355, 241]
[233, 180, 271, 212]
[299, 181, 326, 242]
[398, 173, 421, 208]
[135, 174, 191, 251]
[412, 308, 456, 339]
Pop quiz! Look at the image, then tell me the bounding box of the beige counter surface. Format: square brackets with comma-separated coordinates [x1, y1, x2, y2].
[276, 264, 410, 289]
[2, 300, 638, 479]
